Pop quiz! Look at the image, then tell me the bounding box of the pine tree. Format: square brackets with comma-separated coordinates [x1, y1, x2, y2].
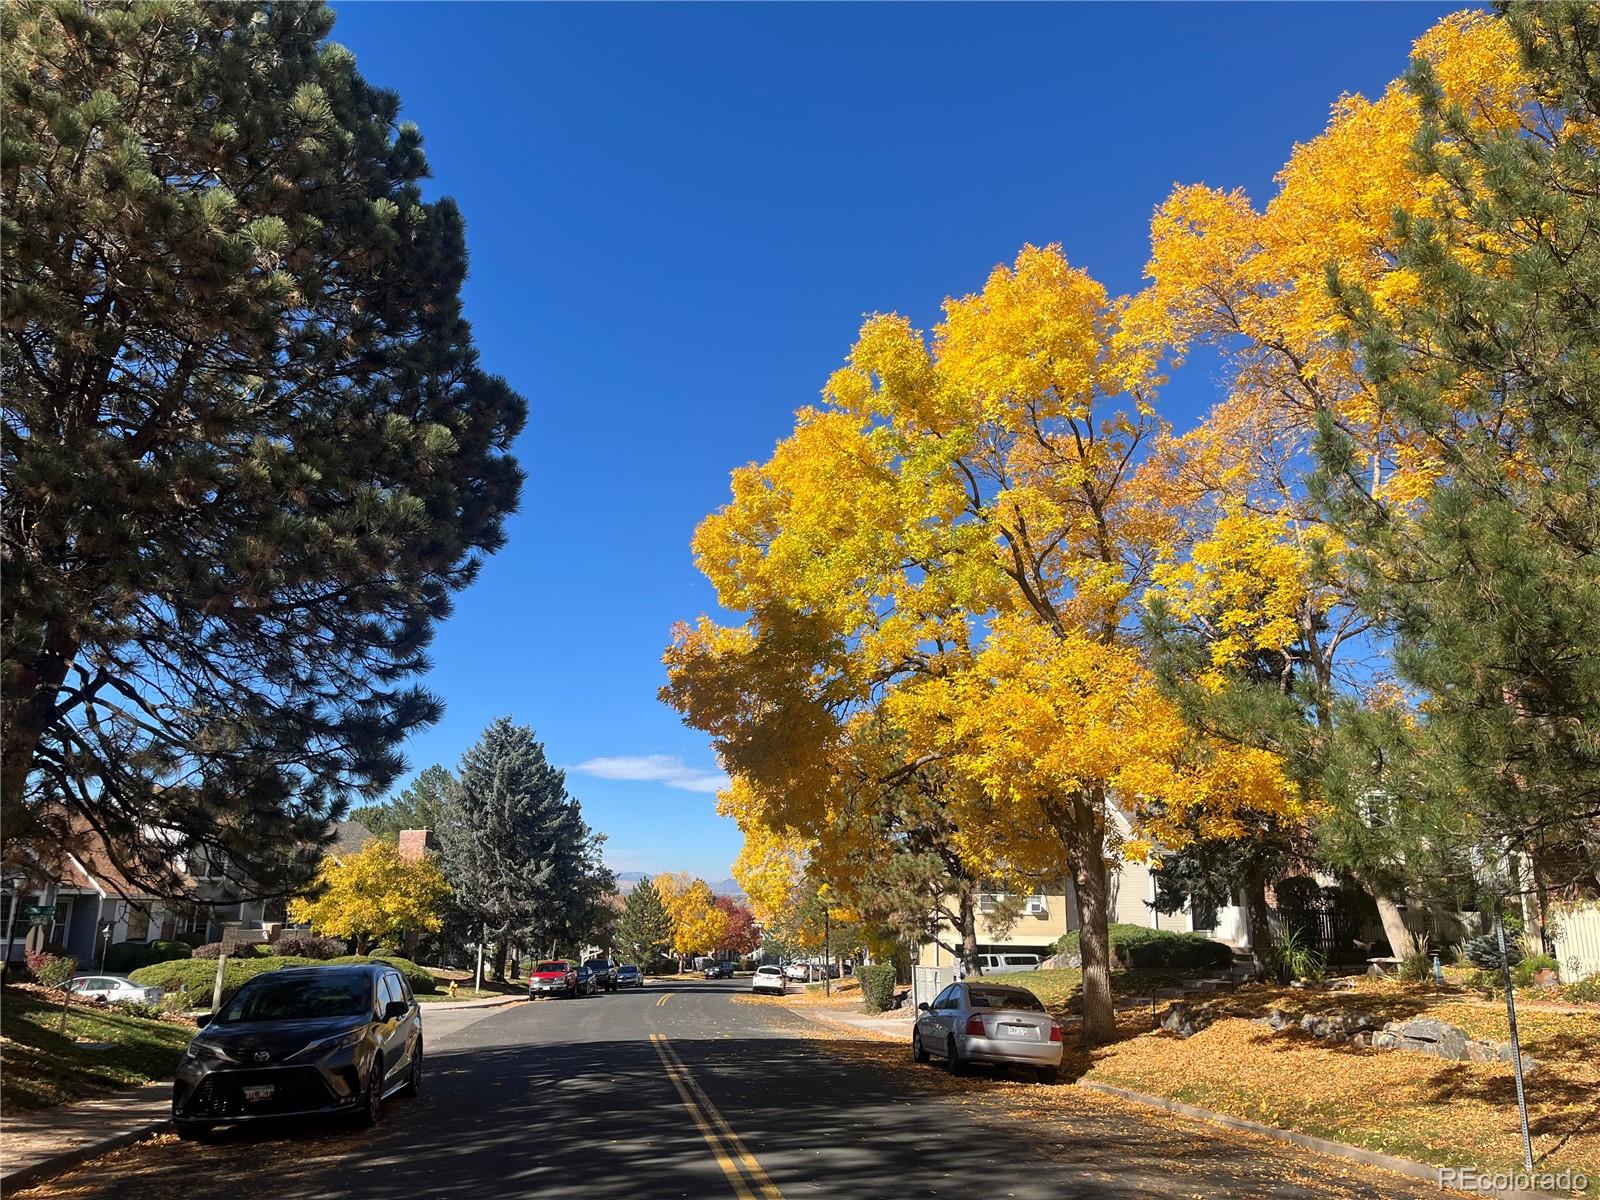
[0, 2, 526, 897]
[614, 877, 675, 968]
[1318, 1, 1600, 896]
[437, 719, 610, 978]
[351, 765, 456, 838]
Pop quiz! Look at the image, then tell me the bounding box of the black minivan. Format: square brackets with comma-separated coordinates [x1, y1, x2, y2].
[172, 964, 422, 1139]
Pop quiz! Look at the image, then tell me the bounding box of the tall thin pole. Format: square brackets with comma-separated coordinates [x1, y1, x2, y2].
[1, 882, 20, 982]
[824, 908, 831, 998]
[475, 924, 485, 994]
[1496, 906, 1536, 1175]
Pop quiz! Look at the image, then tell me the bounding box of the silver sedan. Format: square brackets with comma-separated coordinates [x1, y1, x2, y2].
[912, 982, 1063, 1083]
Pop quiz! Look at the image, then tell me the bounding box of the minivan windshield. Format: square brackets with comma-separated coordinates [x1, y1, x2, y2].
[217, 972, 370, 1024]
[534, 961, 569, 974]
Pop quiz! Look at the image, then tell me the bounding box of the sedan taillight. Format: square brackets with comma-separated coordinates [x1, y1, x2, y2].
[965, 1014, 986, 1036]
[1048, 1022, 1063, 1042]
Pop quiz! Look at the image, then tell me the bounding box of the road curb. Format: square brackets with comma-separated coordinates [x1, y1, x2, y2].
[1077, 1081, 1567, 1200]
[1, 1117, 170, 1195]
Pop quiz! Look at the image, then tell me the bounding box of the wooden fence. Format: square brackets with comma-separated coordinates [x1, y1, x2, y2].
[1551, 902, 1600, 980]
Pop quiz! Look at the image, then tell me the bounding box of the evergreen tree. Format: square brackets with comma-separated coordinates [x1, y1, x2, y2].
[351, 765, 456, 838]
[0, 2, 526, 897]
[614, 876, 675, 967]
[1318, 1, 1600, 897]
[438, 719, 610, 978]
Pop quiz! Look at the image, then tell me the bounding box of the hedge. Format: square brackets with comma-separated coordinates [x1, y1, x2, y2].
[129, 954, 437, 998]
[857, 964, 897, 1013]
[102, 940, 191, 975]
[1050, 924, 1231, 970]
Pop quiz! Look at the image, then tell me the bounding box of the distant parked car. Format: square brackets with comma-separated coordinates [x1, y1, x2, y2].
[572, 963, 601, 995]
[527, 960, 579, 999]
[615, 964, 645, 989]
[64, 974, 163, 1006]
[584, 958, 620, 993]
[750, 965, 786, 995]
[702, 961, 730, 979]
[912, 982, 1063, 1084]
[976, 952, 1043, 973]
[172, 963, 422, 1140]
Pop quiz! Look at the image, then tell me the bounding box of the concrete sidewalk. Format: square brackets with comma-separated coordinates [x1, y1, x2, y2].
[1, 1081, 172, 1193]
[780, 999, 915, 1041]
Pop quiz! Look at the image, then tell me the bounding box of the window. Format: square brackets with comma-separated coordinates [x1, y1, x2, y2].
[968, 988, 1044, 1012]
[931, 986, 957, 1010]
[124, 905, 150, 941]
[1023, 892, 1047, 916]
[380, 972, 403, 1011]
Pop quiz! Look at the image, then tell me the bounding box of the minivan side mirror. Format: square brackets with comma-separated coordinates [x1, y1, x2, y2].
[194, 1012, 212, 1027]
[383, 999, 409, 1020]
[917, 1001, 930, 1012]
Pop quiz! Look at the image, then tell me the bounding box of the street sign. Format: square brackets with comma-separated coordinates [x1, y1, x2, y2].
[20, 904, 57, 922]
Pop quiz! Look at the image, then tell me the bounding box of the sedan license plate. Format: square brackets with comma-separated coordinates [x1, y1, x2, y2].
[1002, 1024, 1030, 1039]
[242, 1084, 275, 1103]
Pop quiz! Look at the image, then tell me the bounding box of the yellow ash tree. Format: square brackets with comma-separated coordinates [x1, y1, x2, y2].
[667, 244, 1298, 1041]
[655, 873, 729, 970]
[288, 840, 451, 955]
[1124, 10, 1534, 958]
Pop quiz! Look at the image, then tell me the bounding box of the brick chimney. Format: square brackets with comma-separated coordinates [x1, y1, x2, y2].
[397, 828, 434, 863]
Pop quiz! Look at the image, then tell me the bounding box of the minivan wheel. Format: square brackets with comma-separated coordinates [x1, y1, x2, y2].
[400, 1040, 422, 1097]
[946, 1036, 966, 1076]
[358, 1056, 383, 1127]
[175, 1120, 213, 1142]
[911, 1029, 929, 1063]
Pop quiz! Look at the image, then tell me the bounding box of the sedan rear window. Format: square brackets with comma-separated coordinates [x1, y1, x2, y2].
[967, 988, 1044, 1011]
[218, 973, 370, 1023]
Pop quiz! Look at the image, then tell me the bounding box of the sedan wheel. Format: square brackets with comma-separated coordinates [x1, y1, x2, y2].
[1036, 1066, 1059, 1085]
[911, 1029, 929, 1063]
[946, 1035, 966, 1076]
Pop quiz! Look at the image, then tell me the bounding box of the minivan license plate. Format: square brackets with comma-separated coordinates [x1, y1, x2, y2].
[242, 1084, 274, 1102]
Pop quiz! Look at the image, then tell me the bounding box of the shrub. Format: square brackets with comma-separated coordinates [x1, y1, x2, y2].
[1273, 924, 1328, 982]
[26, 951, 77, 989]
[103, 939, 191, 975]
[129, 952, 437, 998]
[191, 941, 271, 960]
[1462, 931, 1524, 970]
[857, 964, 896, 1013]
[1398, 949, 1434, 984]
[108, 998, 163, 1020]
[1559, 974, 1600, 1004]
[1106, 924, 1232, 970]
[270, 931, 343, 960]
[1512, 953, 1560, 989]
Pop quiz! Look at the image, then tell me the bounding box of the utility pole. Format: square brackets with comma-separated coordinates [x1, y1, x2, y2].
[824, 907, 831, 998]
[475, 924, 485, 994]
[1495, 904, 1536, 1175]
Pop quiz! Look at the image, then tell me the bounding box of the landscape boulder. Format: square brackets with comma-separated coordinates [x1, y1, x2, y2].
[1298, 1009, 1377, 1040]
[1158, 1001, 1213, 1038]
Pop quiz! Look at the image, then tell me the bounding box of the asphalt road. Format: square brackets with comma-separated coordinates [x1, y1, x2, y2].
[18, 977, 1434, 1200]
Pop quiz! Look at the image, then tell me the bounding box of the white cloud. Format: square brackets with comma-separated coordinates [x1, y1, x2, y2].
[571, 754, 728, 795]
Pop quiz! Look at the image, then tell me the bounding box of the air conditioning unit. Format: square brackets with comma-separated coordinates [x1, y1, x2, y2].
[977, 893, 1000, 913]
[1024, 895, 1047, 916]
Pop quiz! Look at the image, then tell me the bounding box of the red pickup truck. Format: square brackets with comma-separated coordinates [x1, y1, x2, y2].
[527, 960, 581, 999]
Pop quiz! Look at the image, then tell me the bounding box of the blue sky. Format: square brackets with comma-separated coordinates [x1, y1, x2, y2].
[327, 1, 1465, 881]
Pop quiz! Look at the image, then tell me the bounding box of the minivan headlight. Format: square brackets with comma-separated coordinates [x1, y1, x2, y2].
[186, 1039, 236, 1064]
[290, 1027, 365, 1061]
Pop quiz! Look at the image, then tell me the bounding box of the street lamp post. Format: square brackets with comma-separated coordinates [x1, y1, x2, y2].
[824, 907, 831, 998]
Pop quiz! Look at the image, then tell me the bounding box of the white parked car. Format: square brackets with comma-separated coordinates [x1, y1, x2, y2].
[783, 962, 811, 981]
[751, 965, 787, 994]
[913, 982, 1064, 1083]
[976, 952, 1042, 973]
[65, 974, 164, 1006]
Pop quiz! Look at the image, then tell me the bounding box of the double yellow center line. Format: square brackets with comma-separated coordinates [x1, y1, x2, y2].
[650, 1033, 782, 1200]
[656, 993, 671, 1006]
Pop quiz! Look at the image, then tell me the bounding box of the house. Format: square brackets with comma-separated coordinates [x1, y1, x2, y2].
[915, 808, 1253, 969]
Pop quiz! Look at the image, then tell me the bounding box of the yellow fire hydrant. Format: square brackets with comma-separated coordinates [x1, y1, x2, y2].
[449, 980, 459, 998]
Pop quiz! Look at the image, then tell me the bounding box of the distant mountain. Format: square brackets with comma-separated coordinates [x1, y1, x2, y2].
[608, 870, 744, 900]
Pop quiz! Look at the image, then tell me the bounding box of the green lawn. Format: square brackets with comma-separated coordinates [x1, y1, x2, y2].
[0, 989, 194, 1111]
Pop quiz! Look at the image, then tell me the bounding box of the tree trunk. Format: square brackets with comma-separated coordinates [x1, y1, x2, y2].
[355, 931, 369, 955]
[1372, 889, 1419, 958]
[491, 939, 509, 982]
[0, 625, 78, 832]
[957, 882, 979, 976]
[1072, 850, 1116, 1044]
[1240, 863, 1274, 978]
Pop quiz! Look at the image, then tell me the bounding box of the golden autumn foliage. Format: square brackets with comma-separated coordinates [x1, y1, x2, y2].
[655, 873, 729, 960]
[287, 840, 451, 949]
